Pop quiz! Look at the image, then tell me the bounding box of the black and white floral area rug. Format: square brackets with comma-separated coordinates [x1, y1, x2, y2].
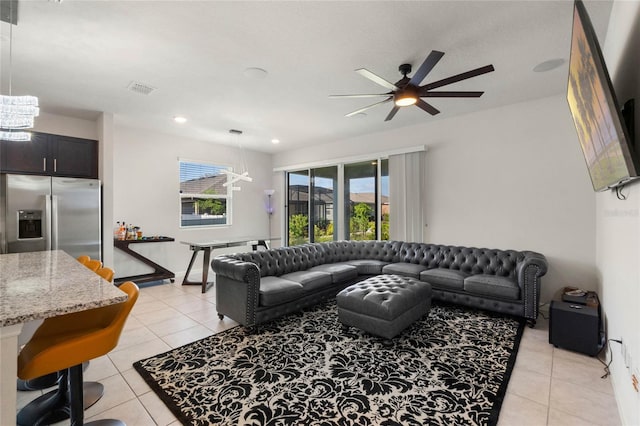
[133, 300, 524, 426]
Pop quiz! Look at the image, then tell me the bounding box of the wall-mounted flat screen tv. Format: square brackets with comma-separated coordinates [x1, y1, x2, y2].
[567, 0, 639, 192]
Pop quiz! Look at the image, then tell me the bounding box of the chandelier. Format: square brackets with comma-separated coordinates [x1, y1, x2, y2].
[0, 2, 39, 142]
[0, 95, 39, 141]
[223, 129, 253, 191]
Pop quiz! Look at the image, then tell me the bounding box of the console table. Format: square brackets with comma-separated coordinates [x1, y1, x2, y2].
[0, 250, 127, 426]
[114, 237, 175, 285]
[181, 238, 270, 293]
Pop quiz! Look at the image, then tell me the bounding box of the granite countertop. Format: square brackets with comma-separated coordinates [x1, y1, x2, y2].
[0, 250, 127, 327]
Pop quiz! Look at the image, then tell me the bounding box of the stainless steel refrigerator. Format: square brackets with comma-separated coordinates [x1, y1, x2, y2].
[0, 174, 102, 260]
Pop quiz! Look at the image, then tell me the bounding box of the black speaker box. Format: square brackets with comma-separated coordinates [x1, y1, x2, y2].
[549, 300, 602, 356]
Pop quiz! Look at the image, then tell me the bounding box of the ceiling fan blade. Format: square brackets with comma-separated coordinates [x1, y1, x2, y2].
[329, 93, 392, 99]
[421, 64, 495, 91]
[384, 105, 400, 122]
[415, 99, 440, 115]
[345, 97, 393, 117]
[356, 68, 398, 90]
[420, 90, 485, 98]
[409, 50, 445, 86]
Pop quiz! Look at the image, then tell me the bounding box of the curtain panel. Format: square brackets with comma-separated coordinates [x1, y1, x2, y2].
[389, 151, 426, 242]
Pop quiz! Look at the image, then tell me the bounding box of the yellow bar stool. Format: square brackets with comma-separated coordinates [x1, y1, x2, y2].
[17, 256, 103, 392]
[96, 267, 115, 283]
[84, 259, 102, 272]
[17, 282, 139, 426]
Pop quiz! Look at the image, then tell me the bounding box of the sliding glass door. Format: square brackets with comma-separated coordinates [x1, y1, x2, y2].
[311, 167, 337, 242]
[287, 170, 309, 245]
[380, 159, 389, 240]
[344, 161, 377, 240]
[286, 159, 388, 245]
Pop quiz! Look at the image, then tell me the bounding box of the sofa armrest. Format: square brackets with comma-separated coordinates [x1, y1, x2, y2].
[516, 251, 548, 321]
[212, 256, 260, 283]
[211, 256, 261, 326]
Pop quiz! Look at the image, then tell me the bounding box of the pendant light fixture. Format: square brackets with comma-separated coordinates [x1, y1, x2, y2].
[222, 129, 253, 191]
[0, 1, 39, 142]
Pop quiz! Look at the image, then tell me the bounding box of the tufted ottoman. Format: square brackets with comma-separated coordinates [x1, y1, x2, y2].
[336, 274, 432, 339]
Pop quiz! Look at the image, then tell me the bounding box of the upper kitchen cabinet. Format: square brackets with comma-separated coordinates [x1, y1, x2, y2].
[1, 132, 98, 179]
[49, 135, 98, 178]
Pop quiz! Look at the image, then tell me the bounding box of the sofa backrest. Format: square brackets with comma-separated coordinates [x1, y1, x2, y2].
[396, 242, 524, 278]
[231, 244, 326, 277]
[227, 240, 524, 279]
[320, 240, 401, 263]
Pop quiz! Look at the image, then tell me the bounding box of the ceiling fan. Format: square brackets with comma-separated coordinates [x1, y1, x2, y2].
[329, 50, 495, 121]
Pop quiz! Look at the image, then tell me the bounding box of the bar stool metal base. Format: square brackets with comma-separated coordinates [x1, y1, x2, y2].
[17, 373, 70, 426]
[16, 377, 104, 425]
[17, 361, 90, 391]
[87, 420, 126, 425]
[16, 372, 59, 391]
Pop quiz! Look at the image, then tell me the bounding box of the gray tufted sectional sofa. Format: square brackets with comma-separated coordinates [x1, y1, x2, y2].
[211, 240, 548, 328]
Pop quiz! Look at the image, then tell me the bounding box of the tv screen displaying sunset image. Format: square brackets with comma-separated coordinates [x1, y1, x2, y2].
[567, 0, 637, 191]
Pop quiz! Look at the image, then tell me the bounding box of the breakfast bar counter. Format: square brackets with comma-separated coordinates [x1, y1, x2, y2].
[0, 250, 127, 426]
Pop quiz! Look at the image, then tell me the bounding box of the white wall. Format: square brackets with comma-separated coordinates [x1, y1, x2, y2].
[600, 1, 640, 424]
[273, 94, 597, 305]
[111, 125, 273, 278]
[33, 111, 98, 140]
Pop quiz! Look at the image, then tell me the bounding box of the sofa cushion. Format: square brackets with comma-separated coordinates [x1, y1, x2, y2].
[420, 268, 468, 290]
[344, 259, 390, 275]
[382, 262, 427, 279]
[309, 263, 358, 283]
[281, 270, 333, 292]
[464, 275, 520, 300]
[259, 276, 305, 307]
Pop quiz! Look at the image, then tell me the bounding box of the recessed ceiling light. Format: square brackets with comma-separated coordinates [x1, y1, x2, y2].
[173, 116, 187, 124]
[533, 58, 565, 72]
[244, 67, 268, 79]
[271, 139, 280, 144]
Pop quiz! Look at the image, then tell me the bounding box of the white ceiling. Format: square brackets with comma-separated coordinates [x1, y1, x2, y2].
[1, 0, 613, 153]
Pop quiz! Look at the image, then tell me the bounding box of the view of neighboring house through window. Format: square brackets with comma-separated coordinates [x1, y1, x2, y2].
[179, 160, 232, 227]
[286, 159, 388, 245]
[344, 160, 389, 240]
[287, 170, 310, 244]
[312, 167, 338, 242]
[380, 159, 389, 239]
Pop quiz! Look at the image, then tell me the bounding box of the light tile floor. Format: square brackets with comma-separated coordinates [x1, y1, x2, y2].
[16, 277, 621, 426]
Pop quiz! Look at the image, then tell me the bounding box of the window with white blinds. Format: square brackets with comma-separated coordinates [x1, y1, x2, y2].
[179, 160, 232, 227]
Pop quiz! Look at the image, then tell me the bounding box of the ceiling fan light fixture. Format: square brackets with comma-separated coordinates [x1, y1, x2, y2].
[394, 89, 418, 107]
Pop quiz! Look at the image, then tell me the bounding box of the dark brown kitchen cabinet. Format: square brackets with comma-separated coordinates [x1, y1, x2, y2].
[1, 132, 98, 179]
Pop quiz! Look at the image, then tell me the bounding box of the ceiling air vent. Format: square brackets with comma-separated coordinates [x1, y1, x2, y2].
[127, 81, 156, 95]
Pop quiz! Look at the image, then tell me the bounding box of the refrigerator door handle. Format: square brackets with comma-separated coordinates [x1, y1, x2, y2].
[51, 195, 59, 250]
[45, 195, 52, 251]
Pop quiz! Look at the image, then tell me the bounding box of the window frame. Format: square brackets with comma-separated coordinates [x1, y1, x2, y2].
[179, 158, 234, 228]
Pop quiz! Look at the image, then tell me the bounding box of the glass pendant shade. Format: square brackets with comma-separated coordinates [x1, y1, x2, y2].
[0, 96, 39, 141]
[0, 130, 32, 141]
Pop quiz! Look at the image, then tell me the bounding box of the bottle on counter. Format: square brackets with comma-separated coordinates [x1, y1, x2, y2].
[119, 221, 126, 241]
[126, 225, 135, 240]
